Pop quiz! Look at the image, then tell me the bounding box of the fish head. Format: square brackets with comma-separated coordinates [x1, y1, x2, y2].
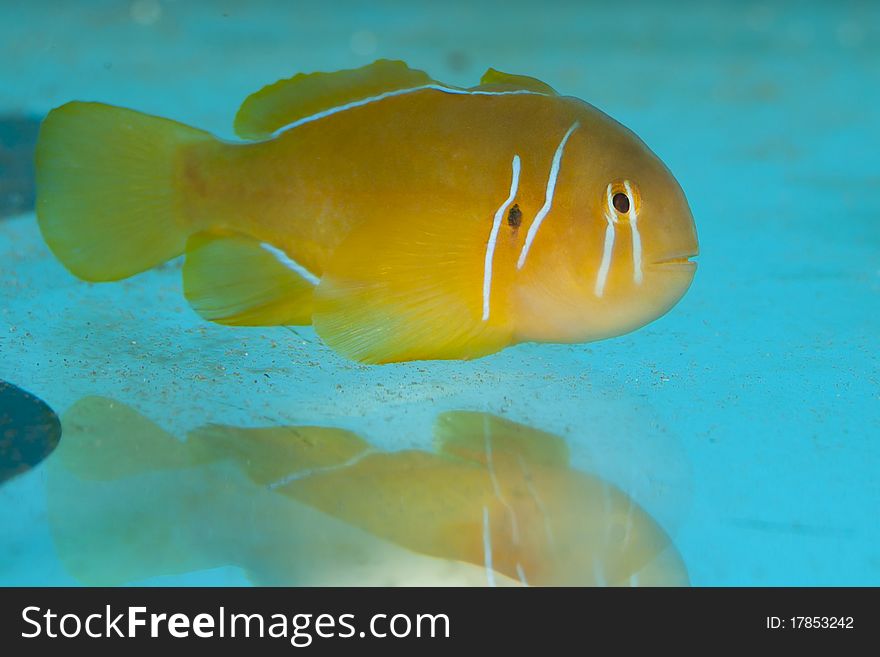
[514, 103, 699, 344]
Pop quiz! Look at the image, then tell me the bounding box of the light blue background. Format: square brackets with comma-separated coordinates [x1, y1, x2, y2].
[0, 0, 877, 585]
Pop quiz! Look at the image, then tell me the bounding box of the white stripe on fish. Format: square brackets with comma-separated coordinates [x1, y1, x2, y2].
[483, 416, 521, 544]
[260, 242, 321, 285]
[594, 213, 616, 298]
[517, 122, 580, 270]
[482, 155, 521, 321]
[272, 84, 549, 137]
[516, 563, 529, 586]
[517, 454, 556, 551]
[266, 449, 374, 489]
[625, 180, 643, 285]
[482, 505, 497, 587]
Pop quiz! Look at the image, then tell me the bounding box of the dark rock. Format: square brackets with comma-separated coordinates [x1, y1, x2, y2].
[0, 380, 61, 484]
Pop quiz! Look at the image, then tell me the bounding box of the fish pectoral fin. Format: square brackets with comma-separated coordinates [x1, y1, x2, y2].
[234, 59, 438, 140]
[312, 204, 515, 364]
[434, 412, 570, 468]
[474, 68, 558, 95]
[183, 231, 317, 326]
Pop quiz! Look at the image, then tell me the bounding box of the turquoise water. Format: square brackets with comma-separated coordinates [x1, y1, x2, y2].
[1, 0, 878, 586]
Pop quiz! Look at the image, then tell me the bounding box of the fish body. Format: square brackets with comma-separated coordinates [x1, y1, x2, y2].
[36, 60, 698, 363]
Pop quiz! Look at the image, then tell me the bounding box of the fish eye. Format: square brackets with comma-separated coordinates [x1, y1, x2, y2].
[606, 180, 640, 219]
[612, 192, 630, 214]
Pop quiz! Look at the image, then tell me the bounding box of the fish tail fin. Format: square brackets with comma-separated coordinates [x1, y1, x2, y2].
[36, 101, 214, 281]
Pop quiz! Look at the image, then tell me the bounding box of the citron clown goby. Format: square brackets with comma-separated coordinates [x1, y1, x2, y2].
[36, 60, 699, 364]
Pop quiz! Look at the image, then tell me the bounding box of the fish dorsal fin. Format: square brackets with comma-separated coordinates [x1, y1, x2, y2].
[474, 68, 557, 95]
[312, 200, 515, 363]
[186, 425, 371, 486]
[183, 231, 317, 326]
[434, 411, 569, 468]
[235, 60, 436, 140]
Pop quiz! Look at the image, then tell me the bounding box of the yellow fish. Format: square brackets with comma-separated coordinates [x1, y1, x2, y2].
[48, 397, 688, 587]
[36, 60, 698, 363]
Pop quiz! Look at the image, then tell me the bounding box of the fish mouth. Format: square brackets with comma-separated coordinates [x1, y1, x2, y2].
[650, 254, 698, 270]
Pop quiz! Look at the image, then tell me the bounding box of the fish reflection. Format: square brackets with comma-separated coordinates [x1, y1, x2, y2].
[48, 397, 688, 586]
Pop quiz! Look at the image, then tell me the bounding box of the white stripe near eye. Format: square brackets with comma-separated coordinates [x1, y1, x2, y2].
[516, 121, 580, 270]
[624, 180, 643, 285]
[482, 155, 521, 321]
[594, 214, 616, 298]
[606, 182, 617, 217]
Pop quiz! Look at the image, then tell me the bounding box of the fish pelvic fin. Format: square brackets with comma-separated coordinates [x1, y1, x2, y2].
[183, 231, 318, 326]
[36, 101, 214, 281]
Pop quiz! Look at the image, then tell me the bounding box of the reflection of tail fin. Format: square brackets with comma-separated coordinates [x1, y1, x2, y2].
[48, 397, 304, 585]
[36, 102, 213, 281]
[47, 397, 218, 585]
[54, 396, 190, 480]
